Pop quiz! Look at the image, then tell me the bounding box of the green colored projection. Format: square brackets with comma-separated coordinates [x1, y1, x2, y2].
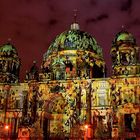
[44, 29, 102, 59]
[116, 32, 135, 43]
[0, 43, 17, 54]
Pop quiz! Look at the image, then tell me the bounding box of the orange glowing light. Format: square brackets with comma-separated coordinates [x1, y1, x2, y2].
[5, 125, 9, 130]
[84, 125, 88, 129]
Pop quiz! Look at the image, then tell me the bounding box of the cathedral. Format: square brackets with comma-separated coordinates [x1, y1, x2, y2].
[0, 20, 140, 140]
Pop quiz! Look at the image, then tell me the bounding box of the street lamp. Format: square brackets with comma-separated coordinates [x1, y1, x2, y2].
[4, 125, 9, 130]
[84, 124, 93, 140]
[4, 124, 10, 138]
[84, 124, 88, 140]
[84, 124, 88, 129]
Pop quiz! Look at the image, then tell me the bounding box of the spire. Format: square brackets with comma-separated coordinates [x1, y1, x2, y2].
[121, 25, 124, 29]
[121, 25, 127, 32]
[7, 38, 12, 44]
[8, 38, 12, 42]
[74, 9, 77, 23]
[70, 9, 80, 30]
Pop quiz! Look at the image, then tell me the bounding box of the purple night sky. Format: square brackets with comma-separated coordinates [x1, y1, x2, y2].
[0, 0, 140, 81]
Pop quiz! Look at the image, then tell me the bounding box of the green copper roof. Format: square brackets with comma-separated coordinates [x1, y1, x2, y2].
[0, 43, 17, 54]
[44, 29, 103, 59]
[114, 31, 136, 44]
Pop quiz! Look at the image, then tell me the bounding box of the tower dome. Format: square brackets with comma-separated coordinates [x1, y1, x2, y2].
[0, 43, 18, 55]
[110, 29, 140, 77]
[113, 30, 136, 45]
[40, 23, 105, 81]
[0, 42, 21, 83]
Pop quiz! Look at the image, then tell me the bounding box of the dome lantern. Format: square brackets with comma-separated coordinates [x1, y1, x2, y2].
[70, 9, 80, 30]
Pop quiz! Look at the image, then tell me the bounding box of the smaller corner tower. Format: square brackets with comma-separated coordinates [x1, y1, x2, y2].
[0, 41, 21, 83]
[110, 27, 140, 77]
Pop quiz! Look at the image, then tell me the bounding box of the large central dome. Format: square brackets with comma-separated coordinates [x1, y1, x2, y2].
[40, 23, 105, 81]
[44, 24, 103, 59]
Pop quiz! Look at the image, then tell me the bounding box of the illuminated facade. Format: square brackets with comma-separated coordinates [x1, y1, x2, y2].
[0, 22, 140, 139]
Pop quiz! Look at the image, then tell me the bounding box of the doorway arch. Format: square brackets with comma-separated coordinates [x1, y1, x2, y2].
[42, 94, 69, 139]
